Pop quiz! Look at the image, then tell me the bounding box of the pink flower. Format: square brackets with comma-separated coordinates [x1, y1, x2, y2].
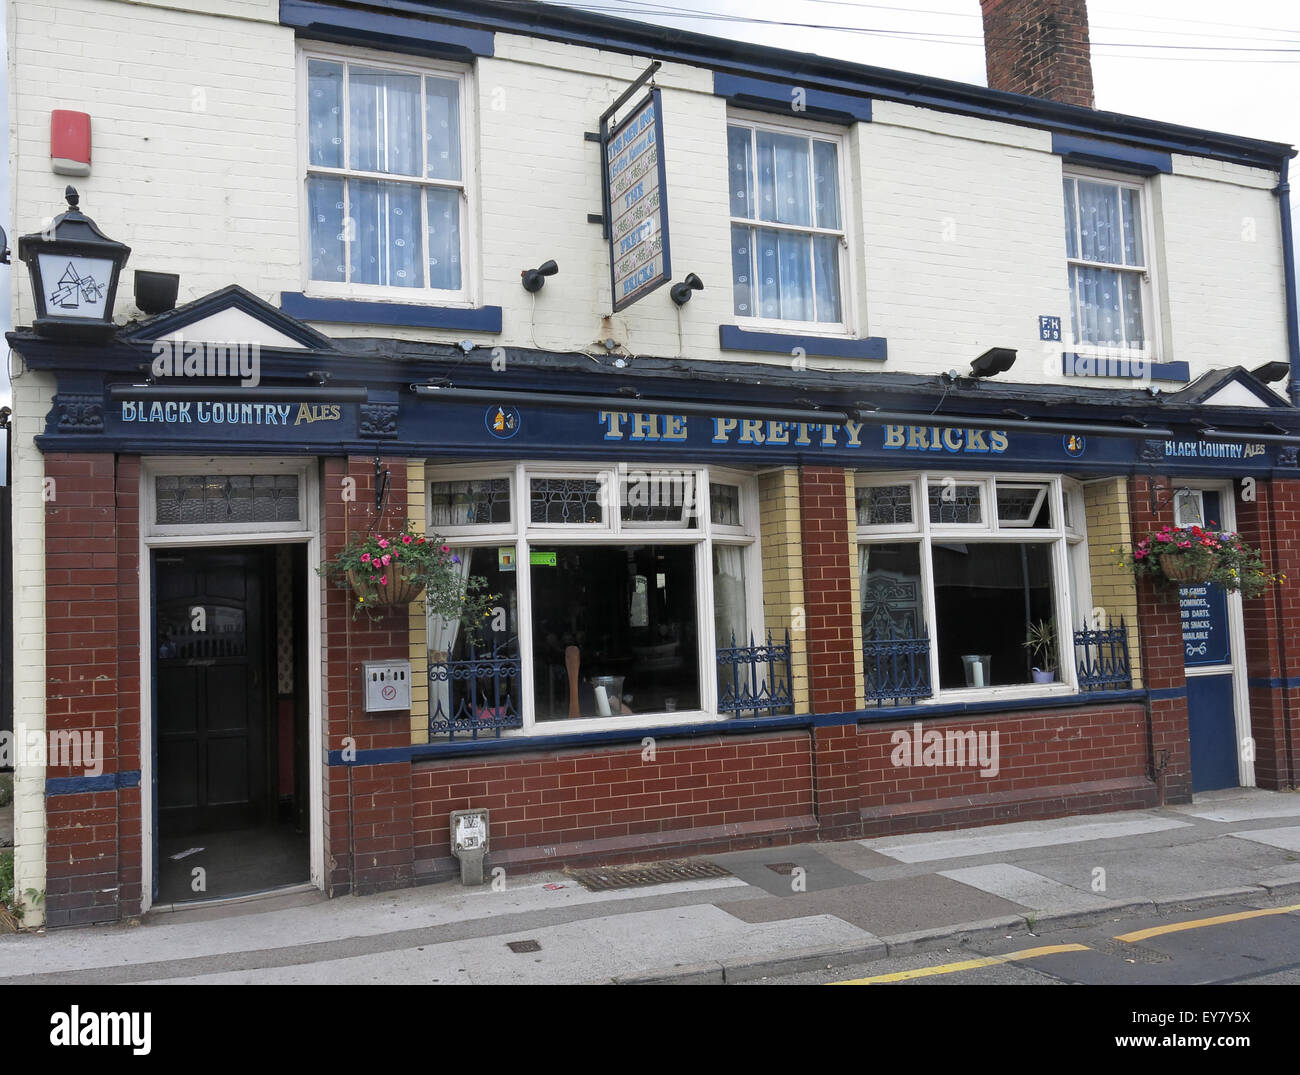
[1177, 541, 1192, 549]
[402, 535, 413, 545]
[1135, 550, 1147, 560]
[1156, 534, 1170, 543]
[379, 575, 388, 585]
[360, 553, 371, 563]
[377, 538, 390, 549]
[381, 554, 391, 566]
[441, 545, 450, 554]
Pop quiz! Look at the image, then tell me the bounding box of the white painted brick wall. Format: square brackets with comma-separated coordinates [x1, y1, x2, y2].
[9, 2, 1290, 385]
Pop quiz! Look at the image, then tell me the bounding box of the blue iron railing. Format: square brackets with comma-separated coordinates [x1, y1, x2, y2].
[428, 637, 523, 739]
[1074, 619, 1132, 691]
[862, 630, 933, 706]
[717, 630, 794, 717]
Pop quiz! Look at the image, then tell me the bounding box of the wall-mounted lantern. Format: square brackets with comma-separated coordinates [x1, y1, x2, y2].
[18, 186, 130, 339]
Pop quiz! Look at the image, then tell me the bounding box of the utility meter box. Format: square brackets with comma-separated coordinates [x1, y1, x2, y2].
[363, 660, 411, 712]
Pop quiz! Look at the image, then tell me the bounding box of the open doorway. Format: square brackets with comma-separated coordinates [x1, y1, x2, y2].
[152, 544, 310, 904]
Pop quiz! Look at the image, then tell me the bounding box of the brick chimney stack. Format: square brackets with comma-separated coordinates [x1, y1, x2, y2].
[980, 0, 1095, 108]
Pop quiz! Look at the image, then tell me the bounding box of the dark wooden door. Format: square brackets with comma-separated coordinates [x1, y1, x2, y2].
[155, 548, 272, 835]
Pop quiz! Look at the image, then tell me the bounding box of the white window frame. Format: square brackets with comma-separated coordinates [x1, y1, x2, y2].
[143, 456, 317, 541]
[856, 470, 1084, 702]
[1062, 166, 1162, 362]
[426, 461, 764, 734]
[726, 110, 855, 336]
[298, 44, 478, 306]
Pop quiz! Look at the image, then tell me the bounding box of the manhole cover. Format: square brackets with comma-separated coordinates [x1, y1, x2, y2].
[567, 860, 732, 891]
[507, 939, 542, 953]
[1096, 938, 1172, 965]
[765, 862, 799, 875]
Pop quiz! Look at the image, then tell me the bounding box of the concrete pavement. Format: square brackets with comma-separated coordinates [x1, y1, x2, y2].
[2, 787, 1299, 984]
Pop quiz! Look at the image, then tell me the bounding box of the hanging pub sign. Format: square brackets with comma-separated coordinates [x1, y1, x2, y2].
[603, 86, 671, 311]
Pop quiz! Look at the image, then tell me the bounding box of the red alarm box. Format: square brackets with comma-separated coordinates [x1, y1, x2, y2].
[51, 110, 91, 177]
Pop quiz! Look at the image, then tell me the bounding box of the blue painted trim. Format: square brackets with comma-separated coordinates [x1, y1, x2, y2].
[1061, 355, 1190, 383]
[280, 0, 494, 60]
[46, 770, 142, 796]
[280, 293, 503, 333]
[1247, 676, 1300, 689]
[713, 72, 871, 124]
[126, 284, 336, 351]
[1278, 158, 1300, 405]
[1052, 133, 1173, 175]
[324, 690, 1145, 765]
[720, 325, 887, 360]
[1148, 686, 1188, 701]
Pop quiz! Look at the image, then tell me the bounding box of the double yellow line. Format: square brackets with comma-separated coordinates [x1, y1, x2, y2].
[832, 902, 1300, 985]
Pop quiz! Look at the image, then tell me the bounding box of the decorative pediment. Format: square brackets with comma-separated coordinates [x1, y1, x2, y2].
[1168, 367, 1290, 409]
[123, 284, 336, 351]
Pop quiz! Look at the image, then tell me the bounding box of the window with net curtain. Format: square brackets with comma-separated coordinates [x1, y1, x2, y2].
[306, 55, 466, 293]
[727, 120, 846, 325]
[1063, 174, 1150, 351]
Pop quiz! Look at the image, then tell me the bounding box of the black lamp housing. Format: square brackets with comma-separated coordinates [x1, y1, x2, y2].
[1252, 361, 1291, 384]
[521, 259, 558, 292]
[134, 270, 180, 315]
[970, 347, 1017, 378]
[17, 186, 131, 340]
[670, 273, 704, 306]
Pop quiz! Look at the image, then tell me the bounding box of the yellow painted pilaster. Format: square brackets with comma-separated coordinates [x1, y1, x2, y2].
[758, 468, 809, 712]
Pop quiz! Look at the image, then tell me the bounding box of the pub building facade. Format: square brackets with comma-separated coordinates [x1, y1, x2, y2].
[8, 0, 1300, 926]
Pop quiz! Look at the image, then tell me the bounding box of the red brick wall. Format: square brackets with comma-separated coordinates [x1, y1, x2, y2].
[1238, 478, 1300, 789]
[857, 704, 1153, 833]
[412, 734, 816, 876]
[322, 457, 416, 895]
[798, 467, 856, 714]
[43, 453, 142, 927]
[1128, 476, 1192, 803]
[980, 0, 1095, 107]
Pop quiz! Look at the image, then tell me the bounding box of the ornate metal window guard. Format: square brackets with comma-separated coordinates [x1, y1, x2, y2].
[1074, 619, 1132, 691]
[428, 638, 523, 739]
[717, 630, 794, 717]
[863, 630, 933, 706]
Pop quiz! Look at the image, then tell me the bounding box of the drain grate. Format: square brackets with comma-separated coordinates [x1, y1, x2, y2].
[1096, 938, 1172, 965]
[507, 939, 542, 953]
[567, 860, 732, 891]
[765, 862, 799, 875]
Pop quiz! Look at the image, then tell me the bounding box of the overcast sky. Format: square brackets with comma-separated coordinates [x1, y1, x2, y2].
[2, 0, 1298, 416]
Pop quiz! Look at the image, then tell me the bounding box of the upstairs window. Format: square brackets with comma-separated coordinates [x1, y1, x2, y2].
[727, 117, 848, 329]
[304, 51, 470, 298]
[1063, 172, 1154, 354]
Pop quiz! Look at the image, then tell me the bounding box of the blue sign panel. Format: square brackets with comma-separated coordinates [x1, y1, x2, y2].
[605, 89, 671, 311]
[1180, 581, 1230, 666]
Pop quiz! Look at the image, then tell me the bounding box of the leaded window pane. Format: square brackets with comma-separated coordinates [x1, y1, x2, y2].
[927, 482, 983, 525]
[621, 472, 697, 526]
[155, 474, 299, 525]
[856, 484, 913, 527]
[995, 484, 1049, 528]
[529, 478, 604, 524]
[430, 478, 511, 527]
[709, 483, 742, 527]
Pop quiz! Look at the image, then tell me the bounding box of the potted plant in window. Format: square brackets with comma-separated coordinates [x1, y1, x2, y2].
[1128, 524, 1284, 598]
[1023, 619, 1058, 684]
[318, 522, 493, 622]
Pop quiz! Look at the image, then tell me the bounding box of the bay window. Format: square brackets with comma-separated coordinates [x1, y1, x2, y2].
[426, 463, 765, 733]
[857, 473, 1091, 702]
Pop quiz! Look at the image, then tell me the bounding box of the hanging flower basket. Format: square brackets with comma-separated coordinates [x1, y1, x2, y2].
[318, 522, 496, 622]
[1157, 553, 1210, 584]
[1126, 524, 1284, 599]
[346, 569, 426, 608]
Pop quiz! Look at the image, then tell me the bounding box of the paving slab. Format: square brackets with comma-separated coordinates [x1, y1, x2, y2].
[1229, 826, 1300, 853]
[939, 863, 1132, 916]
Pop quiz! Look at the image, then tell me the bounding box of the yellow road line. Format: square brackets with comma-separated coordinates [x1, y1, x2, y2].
[1116, 902, 1300, 943]
[830, 943, 1091, 985]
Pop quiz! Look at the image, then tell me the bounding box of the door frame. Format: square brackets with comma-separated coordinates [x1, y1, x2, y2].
[1175, 480, 1255, 788]
[139, 457, 323, 911]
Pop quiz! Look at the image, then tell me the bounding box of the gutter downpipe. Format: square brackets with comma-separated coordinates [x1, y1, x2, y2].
[1277, 154, 1300, 406]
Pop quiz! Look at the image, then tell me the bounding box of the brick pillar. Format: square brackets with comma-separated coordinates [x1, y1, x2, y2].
[43, 452, 130, 926]
[322, 456, 416, 896]
[798, 466, 862, 836]
[1237, 478, 1300, 789]
[980, 0, 1095, 107]
[115, 456, 144, 913]
[1127, 476, 1192, 803]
